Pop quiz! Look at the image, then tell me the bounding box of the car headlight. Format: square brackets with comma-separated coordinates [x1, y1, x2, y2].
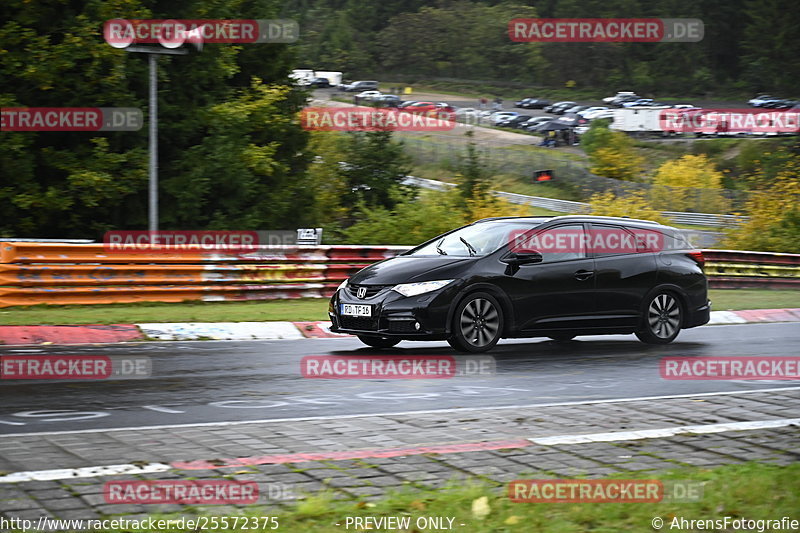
[337, 279, 348, 292]
[391, 280, 454, 297]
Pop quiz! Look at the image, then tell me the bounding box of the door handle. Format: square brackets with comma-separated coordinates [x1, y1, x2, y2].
[574, 270, 594, 281]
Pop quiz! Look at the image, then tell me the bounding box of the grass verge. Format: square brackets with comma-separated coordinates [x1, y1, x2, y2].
[0, 299, 330, 326]
[12, 462, 797, 532]
[708, 289, 800, 312]
[0, 290, 795, 326]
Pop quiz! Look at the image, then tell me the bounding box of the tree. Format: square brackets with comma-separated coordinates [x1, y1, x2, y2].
[337, 130, 414, 215]
[587, 191, 667, 224]
[650, 154, 729, 213]
[0, 0, 310, 237]
[581, 121, 644, 182]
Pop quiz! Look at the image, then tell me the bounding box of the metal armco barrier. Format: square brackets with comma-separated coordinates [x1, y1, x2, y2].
[0, 243, 796, 307]
[0, 243, 406, 307]
[704, 249, 800, 289]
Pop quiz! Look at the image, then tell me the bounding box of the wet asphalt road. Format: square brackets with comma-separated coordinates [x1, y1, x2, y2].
[1, 322, 798, 435]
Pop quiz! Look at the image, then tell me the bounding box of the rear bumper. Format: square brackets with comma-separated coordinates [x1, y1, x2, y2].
[685, 300, 711, 329]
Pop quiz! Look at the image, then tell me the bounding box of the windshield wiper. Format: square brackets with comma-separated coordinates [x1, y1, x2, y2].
[436, 238, 447, 255]
[460, 237, 477, 256]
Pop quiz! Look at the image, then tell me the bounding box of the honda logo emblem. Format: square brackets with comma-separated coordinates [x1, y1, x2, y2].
[357, 287, 367, 299]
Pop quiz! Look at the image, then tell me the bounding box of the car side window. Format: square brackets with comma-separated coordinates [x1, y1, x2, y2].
[520, 224, 586, 263]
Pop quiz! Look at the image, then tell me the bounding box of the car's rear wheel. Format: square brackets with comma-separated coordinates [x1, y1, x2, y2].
[447, 292, 503, 353]
[635, 292, 682, 344]
[357, 335, 400, 349]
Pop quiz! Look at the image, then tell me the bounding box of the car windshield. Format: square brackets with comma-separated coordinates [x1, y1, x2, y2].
[408, 220, 545, 257]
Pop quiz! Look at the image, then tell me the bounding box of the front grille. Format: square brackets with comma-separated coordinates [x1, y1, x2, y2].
[388, 320, 418, 333]
[347, 284, 388, 299]
[339, 316, 378, 330]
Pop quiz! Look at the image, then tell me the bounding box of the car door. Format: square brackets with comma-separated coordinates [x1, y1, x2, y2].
[589, 223, 659, 328]
[500, 223, 598, 332]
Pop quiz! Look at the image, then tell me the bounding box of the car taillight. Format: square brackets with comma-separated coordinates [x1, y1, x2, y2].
[686, 250, 705, 267]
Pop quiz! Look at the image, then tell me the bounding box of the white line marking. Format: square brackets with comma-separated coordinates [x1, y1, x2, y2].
[529, 418, 800, 445]
[3, 417, 798, 484]
[1, 386, 798, 438]
[0, 463, 171, 483]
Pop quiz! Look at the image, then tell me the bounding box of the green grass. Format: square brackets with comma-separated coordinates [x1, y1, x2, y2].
[0, 290, 795, 326]
[0, 299, 330, 326]
[13, 462, 796, 532]
[708, 289, 800, 311]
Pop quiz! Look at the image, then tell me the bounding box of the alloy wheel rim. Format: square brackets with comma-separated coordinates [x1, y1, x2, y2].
[648, 294, 681, 339]
[460, 298, 500, 347]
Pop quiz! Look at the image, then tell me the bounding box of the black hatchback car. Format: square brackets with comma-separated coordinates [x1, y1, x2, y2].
[329, 216, 711, 352]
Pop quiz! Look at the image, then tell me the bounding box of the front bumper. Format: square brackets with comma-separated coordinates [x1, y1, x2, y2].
[329, 284, 456, 340]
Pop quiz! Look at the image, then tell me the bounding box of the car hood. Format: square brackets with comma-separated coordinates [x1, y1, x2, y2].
[349, 256, 473, 286]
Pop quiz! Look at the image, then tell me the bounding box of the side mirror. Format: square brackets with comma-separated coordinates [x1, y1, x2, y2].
[502, 251, 543, 265]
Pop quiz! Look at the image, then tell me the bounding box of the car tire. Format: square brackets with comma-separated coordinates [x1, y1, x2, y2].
[447, 292, 504, 353]
[635, 291, 683, 344]
[548, 334, 576, 342]
[357, 335, 400, 349]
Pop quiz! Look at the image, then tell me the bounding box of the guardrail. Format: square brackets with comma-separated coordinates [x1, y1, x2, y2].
[403, 176, 749, 227]
[0, 242, 406, 307]
[0, 243, 795, 307]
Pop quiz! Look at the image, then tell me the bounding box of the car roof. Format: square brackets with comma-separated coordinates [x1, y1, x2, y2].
[475, 215, 669, 228]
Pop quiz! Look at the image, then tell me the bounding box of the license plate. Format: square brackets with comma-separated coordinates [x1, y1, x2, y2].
[340, 304, 372, 317]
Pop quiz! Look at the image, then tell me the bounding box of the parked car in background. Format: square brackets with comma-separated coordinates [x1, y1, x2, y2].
[497, 115, 533, 128]
[515, 98, 535, 108]
[548, 102, 579, 115]
[356, 90, 382, 101]
[583, 110, 615, 121]
[762, 98, 798, 109]
[603, 91, 637, 104]
[401, 102, 455, 114]
[610, 94, 641, 107]
[521, 116, 553, 130]
[544, 101, 574, 113]
[372, 95, 402, 107]
[622, 98, 655, 108]
[563, 105, 590, 115]
[672, 104, 698, 109]
[489, 111, 519, 124]
[522, 98, 551, 109]
[398, 100, 418, 109]
[577, 106, 609, 118]
[341, 80, 380, 92]
[748, 94, 780, 107]
[307, 77, 331, 88]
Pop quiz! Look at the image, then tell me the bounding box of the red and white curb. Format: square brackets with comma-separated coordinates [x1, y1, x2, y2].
[1, 309, 798, 345]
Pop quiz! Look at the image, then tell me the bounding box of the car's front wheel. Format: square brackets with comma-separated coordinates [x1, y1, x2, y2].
[635, 292, 683, 344]
[447, 292, 504, 353]
[357, 335, 400, 349]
